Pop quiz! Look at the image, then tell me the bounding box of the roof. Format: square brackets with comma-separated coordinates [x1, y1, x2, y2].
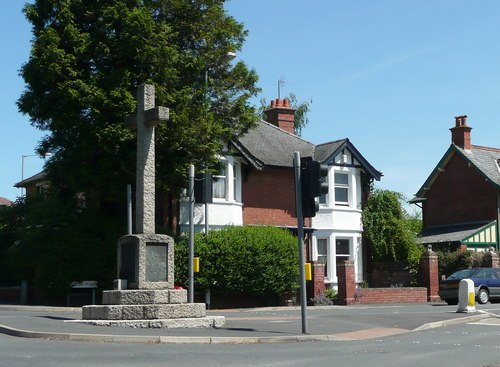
[456, 145, 500, 186]
[314, 139, 383, 181]
[413, 143, 500, 201]
[232, 120, 382, 180]
[14, 171, 47, 188]
[0, 197, 12, 207]
[231, 120, 315, 169]
[419, 220, 496, 245]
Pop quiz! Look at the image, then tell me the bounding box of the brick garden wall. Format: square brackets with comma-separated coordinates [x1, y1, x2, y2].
[355, 287, 428, 304]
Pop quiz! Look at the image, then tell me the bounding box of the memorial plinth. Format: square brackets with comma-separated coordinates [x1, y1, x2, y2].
[81, 84, 224, 329]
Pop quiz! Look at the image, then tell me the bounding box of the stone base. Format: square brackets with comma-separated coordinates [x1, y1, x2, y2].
[75, 316, 225, 329]
[102, 289, 187, 305]
[82, 303, 206, 320]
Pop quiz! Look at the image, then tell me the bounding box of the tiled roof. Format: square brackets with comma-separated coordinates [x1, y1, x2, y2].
[0, 197, 12, 207]
[14, 171, 47, 188]
[413, 143, 500, 201]
[232, 120, 382, 180]
[457, 145, 500, 186]
[232, 120, 315, 168]
[419, 221, 495, 244]
[314, 140, 346, 163]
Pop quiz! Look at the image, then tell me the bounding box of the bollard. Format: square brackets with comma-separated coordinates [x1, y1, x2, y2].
[20, 280, 28, 305]
[457, 278, 476, 313]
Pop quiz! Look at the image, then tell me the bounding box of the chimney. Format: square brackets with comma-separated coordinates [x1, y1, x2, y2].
[264, 98, 296, 134]
[450, 115, 472, 150]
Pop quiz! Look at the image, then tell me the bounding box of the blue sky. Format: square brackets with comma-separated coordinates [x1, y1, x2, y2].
[2, 1, 500, 211]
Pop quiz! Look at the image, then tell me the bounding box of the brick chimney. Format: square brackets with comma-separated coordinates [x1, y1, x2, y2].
[264, 98, 296, 134]
[450, 115, 472, 150]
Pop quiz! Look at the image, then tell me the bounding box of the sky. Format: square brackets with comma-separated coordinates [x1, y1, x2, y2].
[2, 1, 500, 211]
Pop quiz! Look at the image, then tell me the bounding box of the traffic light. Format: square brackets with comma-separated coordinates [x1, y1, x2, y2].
[300, 157, 329, 217]
[194, 172, 213, 204]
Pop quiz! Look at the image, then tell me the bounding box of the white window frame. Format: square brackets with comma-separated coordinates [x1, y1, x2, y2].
[211, 156, 242, 203]
[334, 172, 349, 206]
[335, 237, 351, 263]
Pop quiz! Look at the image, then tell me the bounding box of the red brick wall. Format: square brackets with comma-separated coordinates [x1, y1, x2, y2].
[337, 261, 356, 305]
[242, 168, 297, 226]
[420, 250, 440, 302]
[356, 288, 427, 304]
[423, 153, 498, 228]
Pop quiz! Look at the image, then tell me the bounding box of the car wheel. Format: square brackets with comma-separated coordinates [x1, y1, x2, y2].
[445, 299, 458, 305]
[477, 288, 489, 304]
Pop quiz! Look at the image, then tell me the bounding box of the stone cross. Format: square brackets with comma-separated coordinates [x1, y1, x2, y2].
[125, 84, 169, 234]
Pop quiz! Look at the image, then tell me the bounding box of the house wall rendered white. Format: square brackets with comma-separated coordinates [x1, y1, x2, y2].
[311, 150, 365, 288]
[179, 156, 243, 233]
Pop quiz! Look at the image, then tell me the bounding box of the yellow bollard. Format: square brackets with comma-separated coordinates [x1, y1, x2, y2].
[305, 263, 312, 281]
[468, 292, 475, 307]
[193, 257, 200, 273]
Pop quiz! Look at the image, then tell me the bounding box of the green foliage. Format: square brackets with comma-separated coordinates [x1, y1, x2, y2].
[175, 226, 299, 297]
[0, 194, 122, 295]
[362, 189, 423, 268]
[259, 92, 311, 135]
[18, 0, 260, 198]
[437, 250, 485, 278]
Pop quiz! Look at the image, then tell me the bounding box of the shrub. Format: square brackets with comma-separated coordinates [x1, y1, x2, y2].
[437, 250, 485, 278]
[175, 226, 299, 297]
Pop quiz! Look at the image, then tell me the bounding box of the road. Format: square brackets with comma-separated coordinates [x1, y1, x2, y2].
[1, 317, 500, 367]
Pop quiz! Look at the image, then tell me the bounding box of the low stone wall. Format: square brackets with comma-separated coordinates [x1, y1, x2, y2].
[355, 287, 428, 304]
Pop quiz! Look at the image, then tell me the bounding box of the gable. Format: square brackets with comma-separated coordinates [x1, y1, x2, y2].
[315, 139, 382, 181]
[412, 144, 500, 202]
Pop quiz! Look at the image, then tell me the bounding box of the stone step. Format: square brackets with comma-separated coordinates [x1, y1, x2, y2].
[82, 303, 206, 320]
[102, 289, 187, 305]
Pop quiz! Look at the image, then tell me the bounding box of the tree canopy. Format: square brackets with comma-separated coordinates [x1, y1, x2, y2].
[362, 189, 423, 266]
[18, 0, 260, 200]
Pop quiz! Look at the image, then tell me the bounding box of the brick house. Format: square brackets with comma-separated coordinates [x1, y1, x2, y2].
[14, 171, 50, 198]
[179, 99, 382, 290]
[411, 116, 500, 250]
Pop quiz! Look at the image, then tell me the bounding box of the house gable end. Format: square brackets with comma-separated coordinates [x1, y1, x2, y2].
[316, 139, 382, 181]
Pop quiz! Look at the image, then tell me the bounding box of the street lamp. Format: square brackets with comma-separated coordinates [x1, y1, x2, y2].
[21, 153, 52, 196]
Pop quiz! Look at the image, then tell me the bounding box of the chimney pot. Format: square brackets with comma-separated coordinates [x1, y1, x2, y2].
[264, 97, 296, 134]
[451, 115, 472, 150]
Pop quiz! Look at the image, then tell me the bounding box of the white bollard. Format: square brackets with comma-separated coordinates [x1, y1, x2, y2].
[457, 278, 476, 313]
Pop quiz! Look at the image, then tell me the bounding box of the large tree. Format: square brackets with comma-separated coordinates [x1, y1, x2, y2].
[18, 0, 260, 201]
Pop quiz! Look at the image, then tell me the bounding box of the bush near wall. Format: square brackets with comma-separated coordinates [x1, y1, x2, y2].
[175, 226, 299, 302]
[437, 250, 485, 278]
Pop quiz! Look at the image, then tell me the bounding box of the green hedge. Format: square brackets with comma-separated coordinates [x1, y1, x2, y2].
[175, 226, 299, 297]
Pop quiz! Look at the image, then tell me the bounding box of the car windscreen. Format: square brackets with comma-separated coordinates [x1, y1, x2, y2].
[448, 269, 478, 280]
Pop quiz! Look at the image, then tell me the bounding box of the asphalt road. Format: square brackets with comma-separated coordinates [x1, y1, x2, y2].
[1, 320, 500, 367]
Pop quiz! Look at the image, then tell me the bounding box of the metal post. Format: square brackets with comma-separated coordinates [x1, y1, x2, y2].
[294, 151, 308, 334]
[188, 164, 195, 303]
[205, 171, 209, 234]
[127, 184, 133, 235]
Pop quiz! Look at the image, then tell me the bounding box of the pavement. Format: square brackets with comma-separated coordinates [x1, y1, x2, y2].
[1, 302, 499, 344]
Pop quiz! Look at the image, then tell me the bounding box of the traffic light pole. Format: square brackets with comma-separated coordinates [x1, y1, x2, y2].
[293, 151, 309, 334]
[188, 164, 195, 303]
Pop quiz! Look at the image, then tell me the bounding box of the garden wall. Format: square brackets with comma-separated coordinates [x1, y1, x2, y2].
[355, 287, 428, 304]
